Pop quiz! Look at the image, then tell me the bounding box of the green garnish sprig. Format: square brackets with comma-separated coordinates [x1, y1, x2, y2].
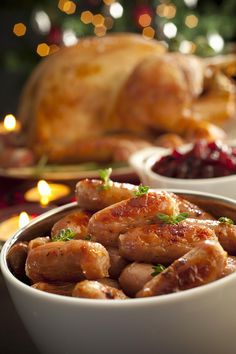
[151, 264, 166, 277]
[157, 212, 189, 225]
[98, 168, 113, 190]
[133, 184, 149, 197]
[51, 228, 76, 242]
[218, 217, 234, 225]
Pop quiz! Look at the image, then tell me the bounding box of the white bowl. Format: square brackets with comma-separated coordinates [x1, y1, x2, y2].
[1, 191, 236, 354]
[129, 145, 236, 199]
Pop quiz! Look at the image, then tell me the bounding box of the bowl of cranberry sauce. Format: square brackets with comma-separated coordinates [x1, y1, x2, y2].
[129, 140, 236, 199]
[152, 140, 236, 179]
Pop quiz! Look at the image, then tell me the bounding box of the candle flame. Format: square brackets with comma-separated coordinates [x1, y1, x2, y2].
[4, 114, 17, 131]
[37, 180, 52, 206]
[19, 211, 30, 228]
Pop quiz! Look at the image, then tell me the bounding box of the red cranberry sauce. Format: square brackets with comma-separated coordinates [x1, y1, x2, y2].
[151, 140, 236, 179]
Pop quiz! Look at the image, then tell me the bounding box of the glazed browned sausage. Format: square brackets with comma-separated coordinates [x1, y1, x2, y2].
[172, 194, 215, 220]
[119, 223, 217, 264]
[76, 178, 214, 220]
[88, 191, 179, 247]
[72, 280, 128, 299]
[76, 178, 138, 211]
[51, 209, 92, 240]
[119, 262, 154, 297]
[26, 240, 110, 283]
[181, 218, 236, 254]
[221, 256, 236, 277]
[32, 282, 76, 296]
[136, 240, 227, 298]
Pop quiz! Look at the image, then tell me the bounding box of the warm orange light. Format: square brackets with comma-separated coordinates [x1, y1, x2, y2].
[37, 43, 50, 57]
[24, 181, 70, 206]
[94, 25, 107, 37]
[92, 14, 105, 26]
[37, 180, 52, 206]
[19, 212, 30, 228]
[185, 14, 199, 28]
[13, 23, 26, 37]
[139, 14, 152, 27]
[156, 4, 176, 18]
[142, 26, 155, 39]
[58, 0, 76, 14]
[81, 11, 93, 24]
[4, 114, 17, 131]
[0, 114, 21, 133]
[0, 212, 31, 242]
[103, 0, 115, 5]
[63, 1, 76, 15]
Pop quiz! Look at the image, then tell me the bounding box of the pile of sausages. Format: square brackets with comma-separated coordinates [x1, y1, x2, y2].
[7, 178, 236, 300]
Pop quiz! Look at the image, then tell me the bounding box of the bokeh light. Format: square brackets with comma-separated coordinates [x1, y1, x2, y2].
[37, 43, 50, 57]
[139, 14, 152, 27]
[109, 2, 123, 19]
[142, 26, 155, 39]
[13, 23, 26, 37]
[185, 14, 198, 28]
[81, 11, 93, 24]
[163, 22, 177, 38]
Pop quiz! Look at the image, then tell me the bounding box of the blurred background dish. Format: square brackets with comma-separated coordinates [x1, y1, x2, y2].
[129, 139, 236, 198]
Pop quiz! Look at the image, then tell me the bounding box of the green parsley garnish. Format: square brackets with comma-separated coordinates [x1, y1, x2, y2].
[151, 264, 166, 277]
[218, 217, 234, 225]
[157, 212, 189, 225]
[133, 184, 149, 196]
[51, 228, 76, 242]
[98, 168, 113, 190]
[84, 235, 92, 241]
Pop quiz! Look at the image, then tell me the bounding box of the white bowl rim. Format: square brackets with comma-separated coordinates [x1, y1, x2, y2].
[134, 145, 236, 185]
[2, 190, 236, 308]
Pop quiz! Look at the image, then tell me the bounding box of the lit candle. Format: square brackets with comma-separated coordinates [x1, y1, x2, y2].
[24, 180, 71, 206]
[0, 211, 31, 242]
[0, 114, 21, 134]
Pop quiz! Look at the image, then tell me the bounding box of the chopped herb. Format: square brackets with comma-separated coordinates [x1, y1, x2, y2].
[84, 235, 92, 241]
[98, 168, 113, 190]
[218, 217, 234, 225]
[51, 228, 76, 242]
[133, 184, 149, 196]
[157, 212, 189, 225]
[151, 264, 166, 277]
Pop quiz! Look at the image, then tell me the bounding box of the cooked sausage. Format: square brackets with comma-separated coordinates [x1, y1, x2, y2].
[106, 246, 129, 279]
[32, 282, 76, 296]
[181, 218, 236, 254]
[76, 178, 137, 211]
[51, 209, 92, 240]
[173, 194, 215, 220]
[88, 191, 179, 247]
[76, 179, 214, 222]
[7, 241, 28, 280]
[72, 280, 128, 299]
[25, 240, 110, 283]
[119, 262, 153, 297]
[119, 223, 217, 264]
[136, 240, 227, 297]
[221, 256, 236, 277]
[28, 237, 50, 250]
